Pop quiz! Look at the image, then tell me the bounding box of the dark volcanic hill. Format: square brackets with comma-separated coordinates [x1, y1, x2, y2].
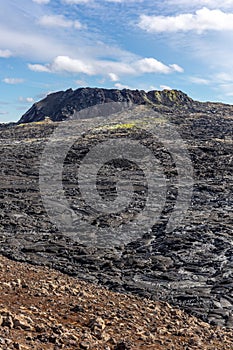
[17, 87, 228, 124]
[1, 87, 233, 330]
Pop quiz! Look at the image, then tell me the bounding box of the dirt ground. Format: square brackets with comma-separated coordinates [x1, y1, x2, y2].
[1, 255, 233, 350]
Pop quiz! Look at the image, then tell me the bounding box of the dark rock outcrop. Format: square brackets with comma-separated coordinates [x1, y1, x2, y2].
[18, 87, 199, 124]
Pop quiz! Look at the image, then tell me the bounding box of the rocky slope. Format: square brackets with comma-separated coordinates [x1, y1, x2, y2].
[17, 87, 231, 124]
[0, 89, 233, 332]
[1, 254, 233, 350]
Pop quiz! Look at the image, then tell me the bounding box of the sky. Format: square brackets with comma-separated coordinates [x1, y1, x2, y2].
[1, 0, 233, 122]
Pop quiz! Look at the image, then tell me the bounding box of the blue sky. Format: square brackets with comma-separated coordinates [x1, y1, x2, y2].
[1, 0, 233, 122]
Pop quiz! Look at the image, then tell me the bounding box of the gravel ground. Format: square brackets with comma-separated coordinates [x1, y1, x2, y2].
[1, 255, 233, 350]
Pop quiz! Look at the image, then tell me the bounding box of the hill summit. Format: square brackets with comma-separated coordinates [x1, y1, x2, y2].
[18, 87, 196, 124]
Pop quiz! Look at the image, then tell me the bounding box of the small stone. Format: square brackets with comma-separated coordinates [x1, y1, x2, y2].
[80, 341, 90, 349]
[88, 316, 106, 331]
[1, 315, 14, 329]
[114, 341, 132, 350]
[70, 305, 85, 313]
[13, 315, 33, 331]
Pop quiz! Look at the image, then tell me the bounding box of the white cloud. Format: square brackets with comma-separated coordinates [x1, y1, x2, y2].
[33, 0, 50, 4]
[52, 56, 96, 74]
[26, 97, 34, 103]
[160, 85, 172, 90]
[0, 24, 77, 61]
[28, 63, 51, 72]
[74, 22, 83, 29]
[0, 49, 12, 58]
[109, 73, 119, 81]
[147, 85, 158, 91]
[3, 78, 24, 84]
[139, 8, 233, 33]
[114, 83, 131, 89]
[38, 15, 82, 29]
[165, 0, 233, 10]
[169, 64, 184, 73]
[135, 58, 183, 74]
[28, 55, 184, 77]
[98, 60, 135, 75]
[0, 111, 8, 115]
[215, 72, 233, 82]
[0, 2, 156, 68]
[0, 19, 135, 64]
[105, 0, 143, 2]
[64, 0, 141, 3]
[18, 97, 34, 103]
[63, 0, 92, 3]
[190, 77, 210, 84]
[135, 58, 171, 74]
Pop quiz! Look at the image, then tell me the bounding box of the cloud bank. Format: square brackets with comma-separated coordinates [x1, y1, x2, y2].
[28, 55, 183, 78]
[139, 8, 233, 33]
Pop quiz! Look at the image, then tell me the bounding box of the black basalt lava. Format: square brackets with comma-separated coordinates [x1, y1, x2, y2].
[19, 87, 201, 124]
[1, 93, 233, 327]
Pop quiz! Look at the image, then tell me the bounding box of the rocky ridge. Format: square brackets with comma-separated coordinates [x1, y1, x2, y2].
[17, 87, 232, 124]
